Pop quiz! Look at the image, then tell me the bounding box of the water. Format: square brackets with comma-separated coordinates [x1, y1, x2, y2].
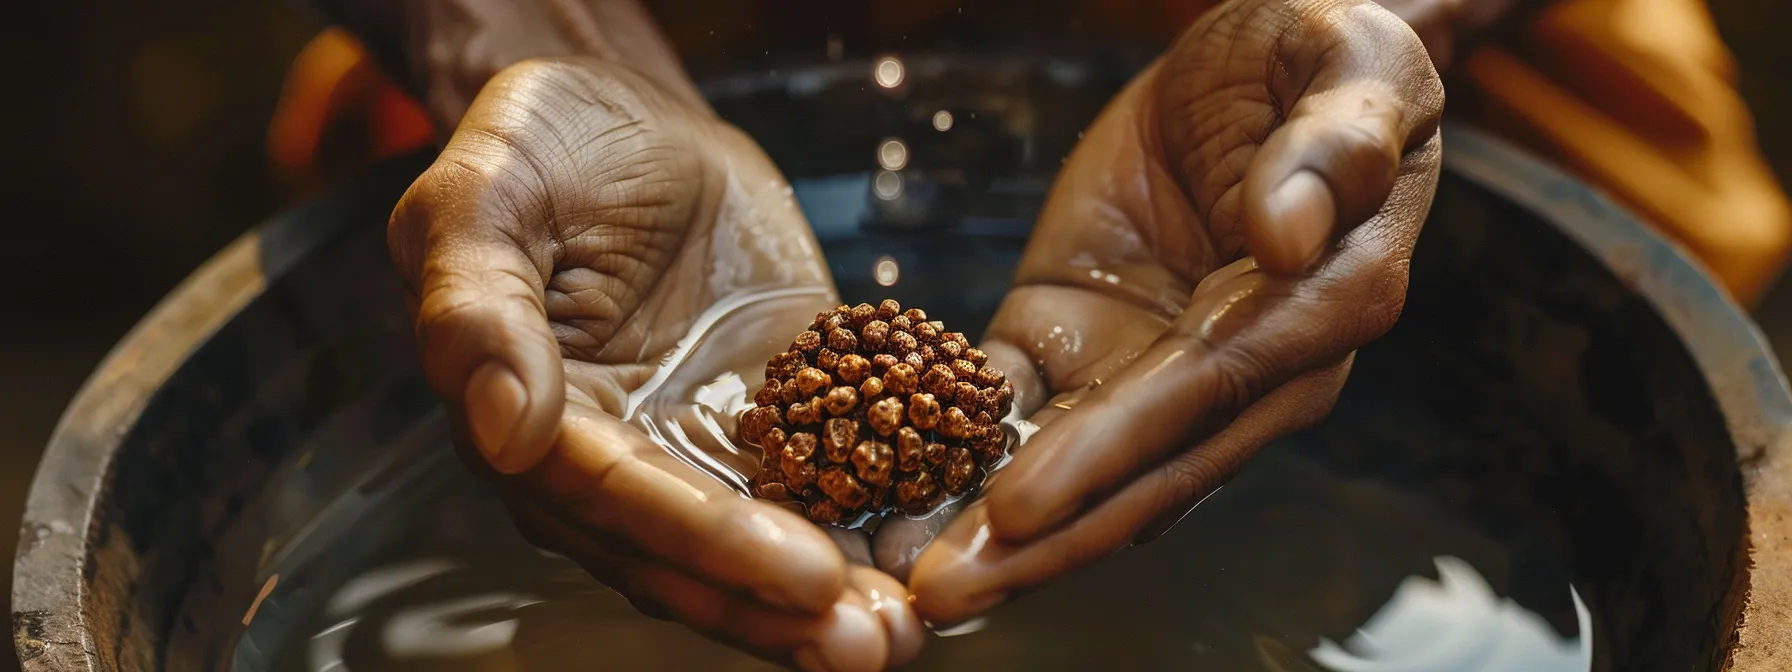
[220, 54, 1597, 671]
[227, 419, 1592, 672]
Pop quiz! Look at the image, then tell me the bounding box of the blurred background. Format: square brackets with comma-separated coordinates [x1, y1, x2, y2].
[1, 1, 1789, 669]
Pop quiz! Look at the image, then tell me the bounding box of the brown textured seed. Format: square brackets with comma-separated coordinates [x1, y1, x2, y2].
[939, 340, 964, 360]
[941, 406, 972, 439]
[763, 427, 788, 453]
[755, 379, 783, 407]
[904, 352, 927, 370]
[859, 376, 885, 400]
[758, 481, 792, 501]
[849, 303, 877, 328]
[963, 347, 989, 368]
[795, 367, 831, 396]
[853, 440, 894, 487]
[829, 327, 858, 352]
[954, 381, 981, 409]
[748, 301, 1012, 524]
[809, 498, 846, 523]
[943, 447, 977, 495]
[896, 471, 940, 514]
[975, 365, 1005, 388]
[917, 345, 938, 365]
[889, 331, 918, 357]
[788, 398, 823, 426]
[885, 363, 919, 395]
[871, 353, 898, 374]
[924, 442, 948, 466]
[922, 364, 957, 397]
[914, 321, 940, 345]
[836, 354, 871, 384]
[823, 386, 860, 416]
[861, 320, 889, 350]
[909, 393, 942, 430]
[820, 468, 871, 508]
[823, 418, 859, 462]
[767, 351, 805, 380]
[869, 397, 904, 436]
[895, 427, 925, 471]
[739, 406, 781, 445]
[951, 358, 978, 380]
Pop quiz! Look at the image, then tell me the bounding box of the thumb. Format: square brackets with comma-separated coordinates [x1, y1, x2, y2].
[1158, 0, 1444, 274]
[389, 141, 565, 475]
[1239, 1, 1442, 273]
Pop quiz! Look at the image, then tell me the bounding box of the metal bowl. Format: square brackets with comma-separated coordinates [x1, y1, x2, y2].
[13, 111, 1792, 671]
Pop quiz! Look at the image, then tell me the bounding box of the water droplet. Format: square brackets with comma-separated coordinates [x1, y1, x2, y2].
[933, 110, 955, 132]
[873, 170, 904, 200]
[878, 139, 909, 171]
[874, 56, 906, 88]
[874, 256, 901, 286]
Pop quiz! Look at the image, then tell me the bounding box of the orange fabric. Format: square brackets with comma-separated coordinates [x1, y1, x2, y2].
[267, 28, 434, 199]
[1457, 0, 1792, 304]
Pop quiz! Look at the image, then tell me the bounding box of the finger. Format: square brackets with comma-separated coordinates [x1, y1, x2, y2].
[389, 137, 565, 475]
[848, 566, 926, 668]
[983, 174, 1434, 544]
[532, 402, 849, 615]
[910, 357, 1350, 625]
[1132, 353, 1352, 542]
[508, 497, 890, 672]
[1158, 0, 1444, 273]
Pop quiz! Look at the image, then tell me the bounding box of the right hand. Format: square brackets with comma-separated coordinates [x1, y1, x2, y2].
[388, 54, 921, 671]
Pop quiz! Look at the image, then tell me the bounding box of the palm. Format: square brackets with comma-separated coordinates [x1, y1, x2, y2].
[908, 0, 1444, 627]
[393, 57, 919, 669]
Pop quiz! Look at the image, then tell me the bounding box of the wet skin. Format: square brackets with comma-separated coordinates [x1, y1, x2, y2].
[376, 0, 1484, 668]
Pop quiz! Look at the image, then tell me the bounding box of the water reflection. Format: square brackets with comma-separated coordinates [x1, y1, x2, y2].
[932, 110, 954, 132]
[877, 138, 908, 171]
[1311, 557, 1593, 672]
[873, 255, 900, 286]
[873, 56, 905, 88]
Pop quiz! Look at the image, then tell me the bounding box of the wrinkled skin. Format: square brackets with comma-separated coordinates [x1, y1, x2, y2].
[387, 52, 924, 672]
[905, 0, 1446, 626]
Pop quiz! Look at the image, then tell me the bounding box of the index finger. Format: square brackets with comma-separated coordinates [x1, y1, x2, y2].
[528, 402, 850, 616]
[984, 125, 1441, 543]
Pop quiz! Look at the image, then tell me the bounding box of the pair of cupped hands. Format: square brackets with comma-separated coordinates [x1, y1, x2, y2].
[386, 0, 1450, 669]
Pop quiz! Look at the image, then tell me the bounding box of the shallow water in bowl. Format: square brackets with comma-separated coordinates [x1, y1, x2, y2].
[212, 55, 1598, 671]
[223, 412, 1593, 672]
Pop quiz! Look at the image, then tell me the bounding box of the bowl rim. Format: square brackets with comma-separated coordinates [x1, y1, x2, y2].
[13, 126, 1792, 670]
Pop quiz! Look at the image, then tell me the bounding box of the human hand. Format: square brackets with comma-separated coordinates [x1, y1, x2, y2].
[387, 55, 922, 671]
[906, 0, 1445, 625]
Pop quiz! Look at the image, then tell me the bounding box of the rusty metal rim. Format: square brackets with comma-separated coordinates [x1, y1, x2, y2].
[14, 128, 1791, 669]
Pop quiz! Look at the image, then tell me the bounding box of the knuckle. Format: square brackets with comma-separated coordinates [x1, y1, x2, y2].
[1212, 345, 1276, 413]
[1162, 450, 1228, 506]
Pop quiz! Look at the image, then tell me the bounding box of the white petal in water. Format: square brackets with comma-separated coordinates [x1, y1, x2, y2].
[1309, 556, 1592, 672]
[382, 592, 538, 659]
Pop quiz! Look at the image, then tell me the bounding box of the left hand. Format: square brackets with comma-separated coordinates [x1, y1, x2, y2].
[906, 0, 1445, 625]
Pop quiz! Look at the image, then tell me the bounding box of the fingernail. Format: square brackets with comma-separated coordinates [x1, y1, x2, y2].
[465, 362, 527, 473]
[1265, 170, 1335, 271]
[797, 603, 883, 672]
